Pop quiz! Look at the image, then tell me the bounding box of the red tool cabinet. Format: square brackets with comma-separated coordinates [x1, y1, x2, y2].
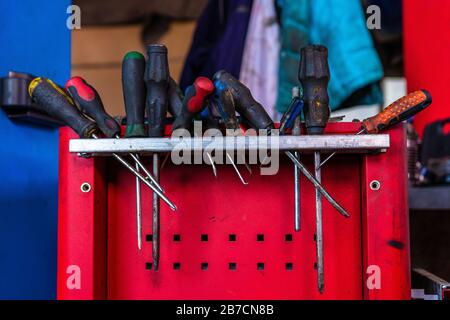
[57, 123, 410, 300]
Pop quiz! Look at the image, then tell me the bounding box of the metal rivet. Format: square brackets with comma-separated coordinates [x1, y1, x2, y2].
[80, 182, 91, 193]
[370, 180, 381, 191]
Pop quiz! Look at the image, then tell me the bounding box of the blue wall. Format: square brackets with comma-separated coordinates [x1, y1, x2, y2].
[0, 0, 71, 299]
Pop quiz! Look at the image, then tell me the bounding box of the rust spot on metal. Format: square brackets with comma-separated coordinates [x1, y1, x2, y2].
[387, 240, 404, 249]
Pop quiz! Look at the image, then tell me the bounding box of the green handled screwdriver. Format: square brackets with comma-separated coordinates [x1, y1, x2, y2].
[122, 51, 148, 251]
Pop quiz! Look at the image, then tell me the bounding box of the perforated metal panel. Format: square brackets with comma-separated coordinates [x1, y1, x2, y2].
[57, 123, 410, 300]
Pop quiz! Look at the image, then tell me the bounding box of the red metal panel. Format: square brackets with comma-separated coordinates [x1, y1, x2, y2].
[57, 128, 107, 300]
[107, 123, 362, 300]
[57, 123, 409, 299]
[404, 0, 450, 136]
[361, 124, 411, 300]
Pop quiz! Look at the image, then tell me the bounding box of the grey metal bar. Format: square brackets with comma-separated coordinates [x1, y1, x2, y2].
[69, 135, 390, 154]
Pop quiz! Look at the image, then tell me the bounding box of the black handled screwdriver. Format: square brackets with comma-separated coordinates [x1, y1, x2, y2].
[122, 51, 149, 251]
[168, 77, 184, 118]
[145, 44, 170, 271]
[29, 77, 176, 211]
[212, 70, 349, 218]
[299, 45, 331, 294]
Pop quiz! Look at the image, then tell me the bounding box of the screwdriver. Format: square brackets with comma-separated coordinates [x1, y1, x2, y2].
[172, 77, 217, 177]
[160, 77, 184, 169]
[29, 77, 176, 211]
[214, 78, 253, 176]
[145, 44, 170, 271]
[64, 76, 173, 211]
[318, 90, 433, 169]
[212, 70, 349, 217]
[299, 44, 331, 294]
[279, 87, 304, 232]
[172, 77, 215, 131]
[168, 77, 184, 119]
[209, 87, 249, 184]
[65, 76, 163, 194]
[122, 51, 147, 251]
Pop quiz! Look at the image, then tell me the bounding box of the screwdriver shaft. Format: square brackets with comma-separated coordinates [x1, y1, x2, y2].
[152, 153, 160, 271]
[226, 152, 249, 185]
[107, 149, 177, 211]
[115, 135, 164, 193]
[318, 129, 365, 169]
[206, 152, 218, 178]
[129, 152, 164, 192]
[135, 155, 142, 250]
[294, 151, 301, 232]
[285, 151, 349, 218]
[314, 152, 324, 294]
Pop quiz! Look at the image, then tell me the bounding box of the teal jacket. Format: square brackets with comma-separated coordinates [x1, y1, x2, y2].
[277, 0, 384, 113]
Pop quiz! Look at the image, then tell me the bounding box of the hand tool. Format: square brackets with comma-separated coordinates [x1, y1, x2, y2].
[168, 77, 184, 118]
[209, 88, 249, 184]
[172, 77, 215, 131]
[279, 86, 303, 232]
[214, 79, 253, 176]
[160, 77, 184, 169]
[318, 89, 433, 169]
[293, 115, 302, 232]
[299, 45, 330, 294]
[122, 51, 147, 251]
[64, 76, 163, 194]
[212, 70, 349, 217]
[145, 44, 171, 271]
[28, 77, 176, 212]
[279, 96, 304, 135]
[172, 77, 217, 177]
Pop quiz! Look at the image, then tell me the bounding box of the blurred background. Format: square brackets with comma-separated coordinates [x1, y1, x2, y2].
[0, 0, 449, 299]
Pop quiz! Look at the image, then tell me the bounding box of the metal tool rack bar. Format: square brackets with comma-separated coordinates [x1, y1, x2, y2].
[57, 123, 410, 300]
[69, 135, 389, 154]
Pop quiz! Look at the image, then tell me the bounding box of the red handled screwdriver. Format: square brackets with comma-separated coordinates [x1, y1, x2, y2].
[65, 76, 165, 193]
[172, 77, 217, 177]
[28, 77, 176, 212]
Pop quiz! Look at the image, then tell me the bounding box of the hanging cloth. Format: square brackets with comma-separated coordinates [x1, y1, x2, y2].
[180, 0, 253, 91]
[239, 0, 281, 119]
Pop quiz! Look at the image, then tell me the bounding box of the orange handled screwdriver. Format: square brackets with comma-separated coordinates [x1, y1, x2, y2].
[319, 90, 432, 168]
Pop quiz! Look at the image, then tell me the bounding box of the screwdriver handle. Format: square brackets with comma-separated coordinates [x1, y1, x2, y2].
[122, 51, 147, 137]
[213, 70, 274, 130]
[168, 77, 184, 118]
[29, 77, 97, 138]
[279, 98, 304, 135]
[362, 90, 432, 134]
[65, 76, 120, 138]
[172, 77, 214, 131]
[145, 44, 170, 137]
[298, 45, 330, 135]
